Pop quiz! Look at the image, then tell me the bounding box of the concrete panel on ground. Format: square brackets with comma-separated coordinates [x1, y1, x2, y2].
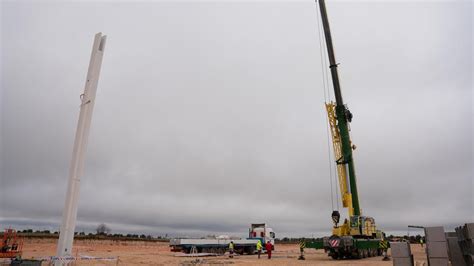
[458, 239, 474, 255]
[393, 256, 414, 266]
[391, 242, 412, 258]
[425, 227, 446, 242]
[427, 258, 449, 266]
[445, 232, 457, 238]
[466, 223, 474, 239]
[446, 237, 465, 266]
[426, 241, 448, 258]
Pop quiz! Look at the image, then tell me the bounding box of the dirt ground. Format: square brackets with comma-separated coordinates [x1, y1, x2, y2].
[11, 238, 429, 265]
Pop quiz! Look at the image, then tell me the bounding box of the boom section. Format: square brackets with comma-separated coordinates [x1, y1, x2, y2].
[318, 0, 360, 216]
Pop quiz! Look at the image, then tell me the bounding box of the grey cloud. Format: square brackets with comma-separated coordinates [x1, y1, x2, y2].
[1, 0, 472, 238]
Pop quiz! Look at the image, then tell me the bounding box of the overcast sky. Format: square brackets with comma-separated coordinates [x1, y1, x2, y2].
[1, 0, 472, 238]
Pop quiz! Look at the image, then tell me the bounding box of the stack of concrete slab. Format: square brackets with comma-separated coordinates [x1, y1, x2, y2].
[391, 241, 414, 266]
[455, 223, 474, 265]
[424, 226, 449, 266]
[446, 233, 466, 266]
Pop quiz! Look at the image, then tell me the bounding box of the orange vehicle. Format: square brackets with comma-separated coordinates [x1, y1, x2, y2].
[0, 229, 23, 258]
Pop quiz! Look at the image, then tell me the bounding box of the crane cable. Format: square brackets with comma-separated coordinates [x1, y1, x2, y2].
[315, 1, 339, 211]
[317, 8, 341, 210]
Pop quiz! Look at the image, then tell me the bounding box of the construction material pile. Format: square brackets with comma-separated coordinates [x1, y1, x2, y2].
[455, 223, 474, 265]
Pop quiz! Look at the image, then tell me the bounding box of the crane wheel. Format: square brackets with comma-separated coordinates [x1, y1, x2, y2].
[377, 248, 383, 256]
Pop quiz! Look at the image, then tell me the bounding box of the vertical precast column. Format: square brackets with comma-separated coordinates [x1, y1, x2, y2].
[56, 33, 107, 258]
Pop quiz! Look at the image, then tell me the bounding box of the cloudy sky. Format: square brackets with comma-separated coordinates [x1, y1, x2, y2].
[1, 0, 472, 238]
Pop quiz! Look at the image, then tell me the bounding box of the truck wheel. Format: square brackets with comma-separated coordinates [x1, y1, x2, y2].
[377, 248, 383, 256]
[246, 247, 255, 255]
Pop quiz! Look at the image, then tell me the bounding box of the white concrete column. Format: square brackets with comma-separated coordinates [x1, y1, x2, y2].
[56, 32, 107, 258]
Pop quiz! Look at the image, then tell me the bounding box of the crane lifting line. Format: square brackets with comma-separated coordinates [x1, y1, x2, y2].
[314, 1, 339, 211]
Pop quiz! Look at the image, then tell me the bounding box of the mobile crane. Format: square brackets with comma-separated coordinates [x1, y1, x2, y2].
[303, 0, 386, 259]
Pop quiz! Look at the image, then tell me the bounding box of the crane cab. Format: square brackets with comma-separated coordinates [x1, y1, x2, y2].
[333, 215, 380, 238]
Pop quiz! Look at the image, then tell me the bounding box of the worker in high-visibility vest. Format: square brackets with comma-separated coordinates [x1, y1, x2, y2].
[256, 240, 263, 259]
[298, 239, 306, 260]
[380, 239, 389, 261]
[229, 241, 234, 258]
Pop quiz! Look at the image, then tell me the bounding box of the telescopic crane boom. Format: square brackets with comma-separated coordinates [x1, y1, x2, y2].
[304, 0, 386, 260]
[318, 0, 360, 218]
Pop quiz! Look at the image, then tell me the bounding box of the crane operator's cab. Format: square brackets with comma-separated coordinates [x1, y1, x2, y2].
[332, 211, 381, 238]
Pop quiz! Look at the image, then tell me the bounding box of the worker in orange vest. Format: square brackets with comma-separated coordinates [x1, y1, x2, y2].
[265, 241, 273, 259]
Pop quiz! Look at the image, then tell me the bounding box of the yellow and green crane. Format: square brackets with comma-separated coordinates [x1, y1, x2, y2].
[304, 0, 386, 260]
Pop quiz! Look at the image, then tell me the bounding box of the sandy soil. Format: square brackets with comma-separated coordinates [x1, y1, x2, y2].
[13, 238, 429, 265]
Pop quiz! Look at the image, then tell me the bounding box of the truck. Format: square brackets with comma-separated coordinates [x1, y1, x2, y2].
[303, 0, 387, 260]
[170, 223, 275, 255]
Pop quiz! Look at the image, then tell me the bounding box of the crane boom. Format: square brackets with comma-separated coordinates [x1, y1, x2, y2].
[318, 0, 360, 216]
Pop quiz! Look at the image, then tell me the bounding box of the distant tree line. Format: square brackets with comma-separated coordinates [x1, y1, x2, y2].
[275, 237, 322, 244]
[4, 223, 168, 242]
[19, 229, 55, 234]
[386, 234, 425, 243]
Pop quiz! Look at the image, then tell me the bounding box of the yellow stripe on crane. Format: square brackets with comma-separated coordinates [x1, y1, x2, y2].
[325, 102, 353, 217]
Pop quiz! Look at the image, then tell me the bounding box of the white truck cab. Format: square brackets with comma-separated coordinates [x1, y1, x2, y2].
[248, 223, 275, 248]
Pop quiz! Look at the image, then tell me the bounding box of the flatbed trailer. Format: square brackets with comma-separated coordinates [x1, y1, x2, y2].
[170, 223, 275, 255]
[170, 238, 258, 254]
